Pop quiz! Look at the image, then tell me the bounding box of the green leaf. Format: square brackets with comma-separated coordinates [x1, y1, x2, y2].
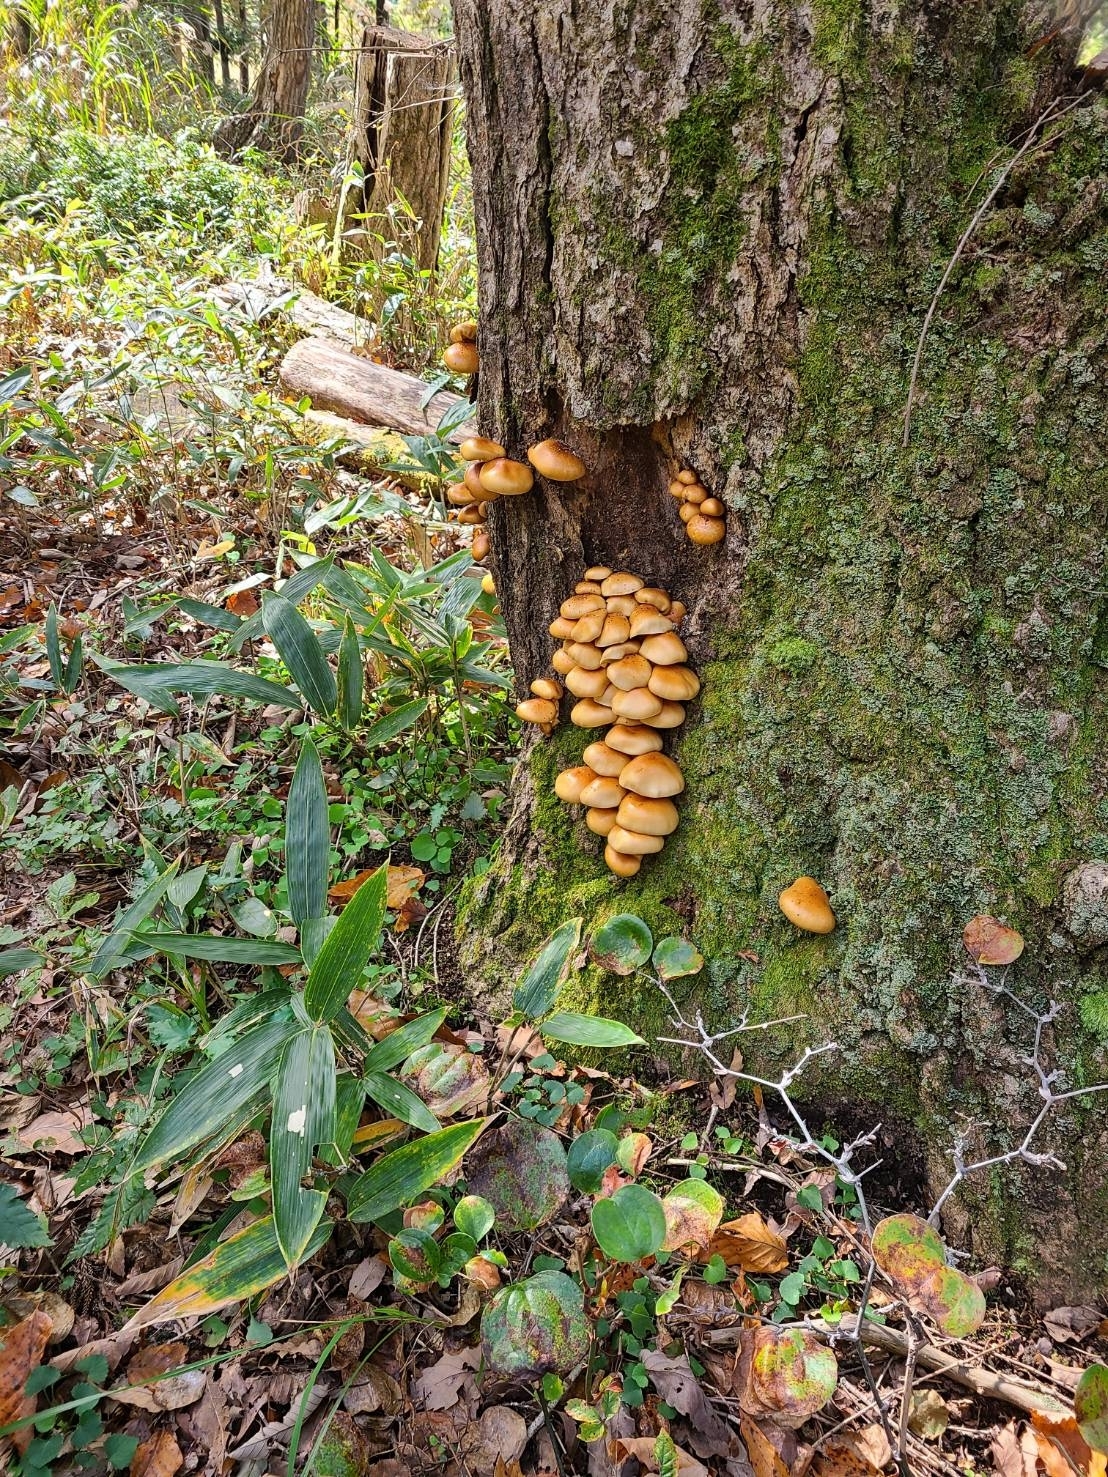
[566, 1129, 619, 1194]
[361, 1008, 447, 1074]
[271, 1026, 335, 1267]
[1076, 1365, 1108, 1453]
[0, 947, 40, 978]
[363, 1071, 441, 1133]
[0, 1181, 52, 1248]
[590, 1184, 667, 1263]
[541, 1012, 644, 1048]
[513, 919, 583, 1019]
[121, 1215, 332, 1332]
[132, 1016, 294, 1174]
[86, 860, 181, 978]
[304, 863, 387, 1023]
[651, 937, 704, 980]
[389, 1226, 442, 1282]
[361, 697, 429, 748]
[286, 740, 329, 930]
[262, 593, 337, 718]
[104, 1433, 140, 1470]
[337, 615, 363, 731]
[136, 933, 302, 964]
[454, 1194, 496, 1242]
[481, 1270, 591, 1378]
[93, 655, 299, 716]
[347, 1120, 487, 1224]
[591, 914, 653, 975]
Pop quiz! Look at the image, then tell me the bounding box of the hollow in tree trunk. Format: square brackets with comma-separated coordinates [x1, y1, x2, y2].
[215, 0, 319, 160]
[450, 0, 1108, 1300]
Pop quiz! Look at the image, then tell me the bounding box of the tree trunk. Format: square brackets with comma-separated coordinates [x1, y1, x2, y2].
[238, 0, 250, 91]
[215, 0, 319, 160]
[450, 0, 1108, 1300]
[343, 24, 456, 272]
[212, 0, 232, 88]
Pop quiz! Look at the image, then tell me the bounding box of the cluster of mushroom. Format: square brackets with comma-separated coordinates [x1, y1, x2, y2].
[670, 468, 726, 546]
[448, 437, 586, 565]
[443, 319, 479, 377]
[516, 568, 696, 878]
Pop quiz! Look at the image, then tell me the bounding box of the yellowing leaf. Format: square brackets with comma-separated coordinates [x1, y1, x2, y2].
[963, 914, 1025, 965]
[708, 1212, 789, 1273]
[195, 538, 234, 560]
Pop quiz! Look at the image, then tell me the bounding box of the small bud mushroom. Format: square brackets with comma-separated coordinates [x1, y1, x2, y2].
[447, 482, 476, 507]
[450, 319, 478, 343]
[629, 606, 674, 639]
[618, 752, 685, 797]
[608, 824, 665, 855]
[459, 436, 506, 461]
[604, 594, 638, 617]
[587, 807, 620, 836]
[601, 571, 644, 597]
[575, 580, 603, 594]
[579, 775, 627, 809]
[616, 794, 680, 836]
[516, 697, 558, 726]
[463, 462, 487, 498]
[554, 766, 597, 803]
[531, 677, 564, 701]
[549, 616, 577, 640]
[480, 458, 534, 497]
[601, 641, 642, 663]
[443, 341, 479, 375]
[611, 687, 663, 722]
[565, 641, 605, 671]
[571, 609, 606, 643]
[606, 653, 654, 691]
[635, 587, 671, 612]
[677, 469, 698, 485]
[560, 593, 605, 619]
[605, 844, 641, 878]
[582, 741, 628, 777]
[597, 614, 631, 647]
[679, 502, 699, 524]
[472, 532, 490, 561]
[565, 665, 611, 699]
[648, 664, 700, 701]
[527, 438, 586, 481]
[571, 698, 616, 728]
[551, 647, 575, 675]
[668, 600, 687, 623]
[682, 484, 707, 505]
[585, 565, 613, 581]
[639, 632, 688, 665]
[686, 514, 726, 545]
[643, 699, 687, 728]
[606, 724, 664, 756]
[458, 505, 486, 526]
[481, 573, 496, 596]
[699, 496, 725, 517]
[778, 877, 836, 934]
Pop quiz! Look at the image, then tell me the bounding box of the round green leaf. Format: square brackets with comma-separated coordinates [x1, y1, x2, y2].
[591, 1184, 667, 1263]
[590, 914, 653, 975]
[567, 1129, 619, 1193]
[651, 937, 704, 980]
[871, 1213, 947, 1286]
[466, 1119, 569, 1232]
[481, 1270, 591, 1378]
[454, 1193, 496, 1242]
[1076, 1364, 1108, 1453]
[388, 1227, 441, 1283]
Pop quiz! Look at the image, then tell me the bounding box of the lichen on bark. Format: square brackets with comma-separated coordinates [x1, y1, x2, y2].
[450, 0, 1108, 1298]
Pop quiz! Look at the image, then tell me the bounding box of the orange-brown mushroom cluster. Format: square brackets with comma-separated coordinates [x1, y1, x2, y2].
[669, 467, 725, 547]
[442, 319, 479, 377]
[446, 435, 534, 563]
[515, 566, 695, 877]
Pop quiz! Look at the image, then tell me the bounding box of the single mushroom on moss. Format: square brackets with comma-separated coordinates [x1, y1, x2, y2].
[605, 724, 664, 756]
[639, 632, 688, 666]
[587, 807, 619, 836]
[582, 741, 628, 777]
[570, 698, 615, 728]
[564, 665, 611, 699]
[579, 775, 627, 809]
[527, 439, 586, 481]
[648, 665, 700, 701]
[604, 844, 641, 878]
[778, 877, 836, 934]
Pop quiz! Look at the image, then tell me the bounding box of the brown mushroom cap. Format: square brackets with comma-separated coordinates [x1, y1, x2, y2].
[601, 641, 642, 664]
[616, 794, 679, 836]
[531, 677, 564, 701]
[669, 479, 689, 499]
[600, 571, 644, 597]
[778, 876, 836, 934]
[463, 462, 488, 498]
[682, 484, 707, 505]
[446, 482, 476, 507]
[516, 697, 558, 725]
[679, 502, 699, 524]
[699, 496, 724, 517]
[604, 844, 641, 877]
[629, 607, 674, 639]
[551, 648, 575, 675]
[450, 319, 478, 344]
[606, 724, 664, 756]
[611, 686, 664, 721]
[565, 665, 610, 699]
[564, 641, 605, 671]
[570, 609, 606, 644]
[586, 807, 620, 836]
[554, 765, 597, 803]
[584, 565, 613, 581]
[599, 683, 618, 707]
[549, 616, 577, 640]
[471, 532, 490, 561]
[457, 505, 486, 526]
[639, 632, 688, 666]
[459, 436, 506, 462]
[443, 342, 480, 375]
[527, 438, 586, 481]
[579, 775, 627, 809]
[648, 665, 700, 702]
[618, 752, 685, 797]
[686, 514, 726, 545]
[575, 580, 603, 594]
[606, 654, 654, 692]
[677, 469, 698, 485]
[582, 741, 627, 777]
[668, 601, 686, 624]
[560, 593, 605, 620]
[635, 587, 671, 612]
[570, 698, 615, 728]
[597, 613, 631, 648]
[605, 596, 637, 618]
[643, 700, 687, 729]
[480, 458, 534, 496]
[608, 824, 665, 855]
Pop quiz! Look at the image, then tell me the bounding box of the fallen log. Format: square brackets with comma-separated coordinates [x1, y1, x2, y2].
[279, 337, 474, 442]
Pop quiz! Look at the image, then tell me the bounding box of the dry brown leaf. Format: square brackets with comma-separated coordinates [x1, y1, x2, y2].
[462, 1406, 528, 1469]
[612, 1437, 710, 1475]
[386, 864, 426, 909]
[0, 1311, 53, 1454]
[1031, 1409, 1107, 1477]
[963, 914, 1025, 965]
[741, 1416, 797, 1477]
[112, 1342, 205, 1412]
[225, 588, 260, 618]
[992, 1422, 1029, 1477]
[907, 1389, 949, 1441]
[641, 1350, 732, 1459]
[410, 1346, 481, 1411]
[348, 1255, 389, 1300]
[810, 1437, 884, 1477]
[130, 1429, 184, 1477]
[115, 1257, 185, 1299]
[4, 1291, 73, 1345]
[709, 1212, 789, 1273]
[17, 1106, 92, 1155]
[343, 1366, 403, 1415]
[1043, 1307, 1105, 1345]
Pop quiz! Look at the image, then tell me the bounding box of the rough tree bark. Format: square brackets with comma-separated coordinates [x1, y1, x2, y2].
[215, 0, 319, 160]
[450, 0, 1108, 1299]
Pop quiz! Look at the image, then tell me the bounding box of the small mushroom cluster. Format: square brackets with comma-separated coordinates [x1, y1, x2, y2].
[670, 467, 725, 546]
[443, 319, 479, 377]
[516, 567, 696, 878]
[448, 437, 586, 564]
